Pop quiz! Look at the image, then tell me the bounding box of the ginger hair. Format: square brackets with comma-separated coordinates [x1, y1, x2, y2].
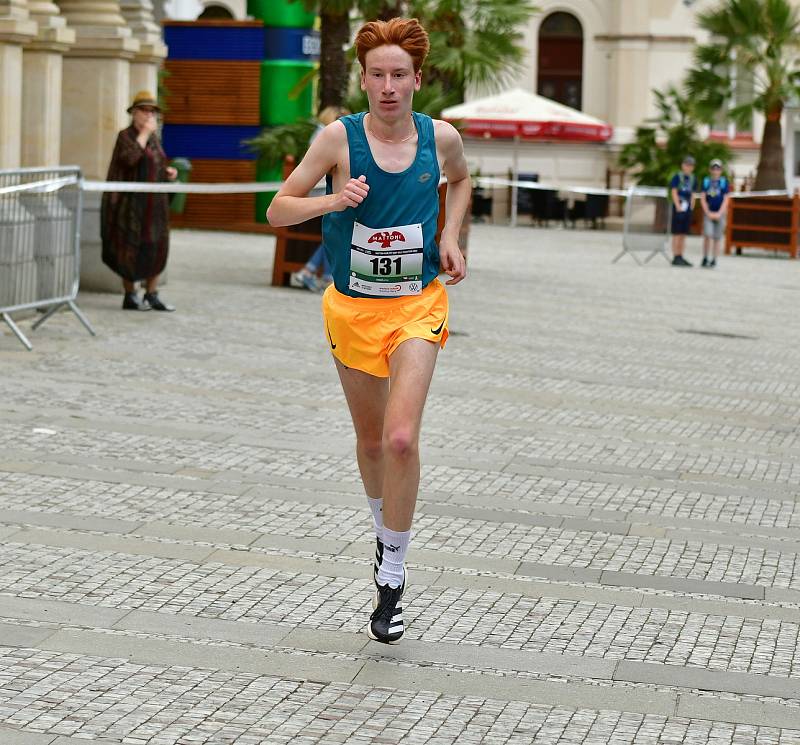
[354, 18, 430, 73]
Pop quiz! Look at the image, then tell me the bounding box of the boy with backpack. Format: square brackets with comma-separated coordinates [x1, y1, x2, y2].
[700, 159, 730, 268]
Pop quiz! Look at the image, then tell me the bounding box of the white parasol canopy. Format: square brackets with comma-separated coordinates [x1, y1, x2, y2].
[441, 88, 613, 142]
[442, 89, 612, 225]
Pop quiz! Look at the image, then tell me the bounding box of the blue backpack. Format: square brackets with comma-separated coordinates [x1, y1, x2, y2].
[702, 176, 728, 192]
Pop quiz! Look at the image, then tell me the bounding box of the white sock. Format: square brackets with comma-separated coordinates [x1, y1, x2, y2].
[377, 527, 410, 589]
[367, 497, 383, 541]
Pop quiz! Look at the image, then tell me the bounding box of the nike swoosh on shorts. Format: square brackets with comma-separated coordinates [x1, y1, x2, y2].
[431, 318, 445, 335]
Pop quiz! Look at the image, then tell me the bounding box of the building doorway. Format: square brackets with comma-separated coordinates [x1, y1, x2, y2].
[537, 11, 583, 110]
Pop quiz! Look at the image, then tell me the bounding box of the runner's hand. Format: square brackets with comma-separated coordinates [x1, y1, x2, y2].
[335, 175, 369, 211]
[439, 237, 466, 285]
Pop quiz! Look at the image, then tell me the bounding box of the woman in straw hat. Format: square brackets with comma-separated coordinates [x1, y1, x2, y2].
[101, 90, 178, 311]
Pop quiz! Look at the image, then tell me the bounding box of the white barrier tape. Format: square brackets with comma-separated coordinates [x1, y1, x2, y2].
[475, 176, 792, 200]
[81, 180, 286, 194]
[82, 177, 420, 193]
[4, 175, 793, 201]
[0, 175, 80, 196]
[475, 177, 651, 198]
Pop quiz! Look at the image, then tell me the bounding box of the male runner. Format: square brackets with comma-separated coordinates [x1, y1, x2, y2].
[267, 17, 470, 644]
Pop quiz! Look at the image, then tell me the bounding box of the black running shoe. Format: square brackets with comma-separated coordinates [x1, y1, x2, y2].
[672, 256, 692, 266]
[368, 583, 405, 644]
[709, 259, 717, 268]
[701, 257, 709, 267]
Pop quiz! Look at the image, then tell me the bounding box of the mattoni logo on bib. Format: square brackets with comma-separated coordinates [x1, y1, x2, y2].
[350, 221, 424, 297]
[368, 230, 405, 249]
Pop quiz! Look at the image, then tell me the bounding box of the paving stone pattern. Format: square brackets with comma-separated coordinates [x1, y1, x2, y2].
[3, 226, 800, 743]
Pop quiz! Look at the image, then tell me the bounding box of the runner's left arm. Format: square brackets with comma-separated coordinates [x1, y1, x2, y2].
[435, 120, 470, 285]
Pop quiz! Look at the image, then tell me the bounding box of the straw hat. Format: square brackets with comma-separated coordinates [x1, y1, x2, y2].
[127, 90, 161, 113]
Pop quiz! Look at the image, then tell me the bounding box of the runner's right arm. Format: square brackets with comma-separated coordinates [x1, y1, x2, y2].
[266, 122, 370, 227]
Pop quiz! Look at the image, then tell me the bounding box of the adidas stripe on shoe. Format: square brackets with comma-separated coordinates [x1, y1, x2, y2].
[368, 582, 405, 644]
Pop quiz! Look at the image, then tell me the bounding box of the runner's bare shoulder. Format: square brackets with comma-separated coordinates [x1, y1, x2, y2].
[431, 119, 467, 175]
[432, 119, 461, 144]
[308, 120, 348, 178]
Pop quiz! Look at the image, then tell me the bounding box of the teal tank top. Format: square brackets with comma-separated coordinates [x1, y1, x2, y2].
[322, 112, 441, 299]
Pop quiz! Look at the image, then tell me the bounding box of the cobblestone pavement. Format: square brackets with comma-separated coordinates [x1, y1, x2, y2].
[3, 226, 800, 744]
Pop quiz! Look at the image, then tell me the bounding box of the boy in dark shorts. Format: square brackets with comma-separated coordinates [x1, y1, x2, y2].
[670, 156, 697, 266]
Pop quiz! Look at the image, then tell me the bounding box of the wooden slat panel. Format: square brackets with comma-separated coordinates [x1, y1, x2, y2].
[171, 160, 256, 229]
[183, 160, 255, 181]
[163, 61, 261, 126]
[726, 194, 799, 258]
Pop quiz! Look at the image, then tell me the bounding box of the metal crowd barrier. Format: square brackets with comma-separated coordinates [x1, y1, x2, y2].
[612, 185, 672, 264]
[0, 166, 95, 350]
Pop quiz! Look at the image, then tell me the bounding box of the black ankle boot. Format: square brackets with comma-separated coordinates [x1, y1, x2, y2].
[122, 292, 150, 311]
[143, 292, 175, 312]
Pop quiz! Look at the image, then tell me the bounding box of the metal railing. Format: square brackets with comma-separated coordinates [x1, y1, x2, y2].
[0, 166, 95, 350]
[612, 185, 672, 264]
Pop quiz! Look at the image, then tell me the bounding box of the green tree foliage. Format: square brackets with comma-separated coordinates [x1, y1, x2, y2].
[244, 119, 319, 170]
[407, 0, 538, 108]
[686, 0, 800, 190]
[333, 0, 538, 116]
[619, 86, 731, 188]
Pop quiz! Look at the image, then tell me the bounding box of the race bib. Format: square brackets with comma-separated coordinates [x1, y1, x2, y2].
[349, 221, 423, 297]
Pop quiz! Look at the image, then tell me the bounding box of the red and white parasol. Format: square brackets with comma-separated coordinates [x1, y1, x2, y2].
[442, 89, 612, 225]
[442, 88, 613, 142]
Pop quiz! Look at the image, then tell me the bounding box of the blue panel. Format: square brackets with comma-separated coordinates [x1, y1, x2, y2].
[162, 124, 262, 160]
[264, 27, 320, 61]
[164, 26, 265, 60]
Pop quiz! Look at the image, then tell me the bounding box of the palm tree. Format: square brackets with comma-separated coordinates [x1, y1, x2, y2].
[619, 86, 731, 188]
[312, 0, 538, 114]
[686, 0, 800, 190]
[317, 0, 353, 110]
[408, 0, 538, 106]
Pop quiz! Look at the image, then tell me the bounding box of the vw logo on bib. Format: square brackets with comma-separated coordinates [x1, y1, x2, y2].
[349, 221, 424, 297]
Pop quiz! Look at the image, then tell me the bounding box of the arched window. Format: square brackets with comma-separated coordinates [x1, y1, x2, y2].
[198, 3, 233, 18]
[537, 11, 583, 110]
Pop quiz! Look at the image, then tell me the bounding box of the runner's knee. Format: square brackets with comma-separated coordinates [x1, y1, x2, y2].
[383, 426, 417, 459]
[357, 437, 384, 461]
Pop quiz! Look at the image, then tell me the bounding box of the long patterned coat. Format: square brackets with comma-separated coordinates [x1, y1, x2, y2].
[101, 126, 170, 282]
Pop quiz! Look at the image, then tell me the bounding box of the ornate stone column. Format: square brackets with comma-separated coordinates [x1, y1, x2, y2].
[0, 0, 38, 167]
[120, 0, 166, 95]
[57, 0, 140, 178]
[57, 0, 140, 290]
[22, 0, 74, 166]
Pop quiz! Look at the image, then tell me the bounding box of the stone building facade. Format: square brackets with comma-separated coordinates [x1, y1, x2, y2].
[0, 0, 165, 175]
[469, 0, 800, 190]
